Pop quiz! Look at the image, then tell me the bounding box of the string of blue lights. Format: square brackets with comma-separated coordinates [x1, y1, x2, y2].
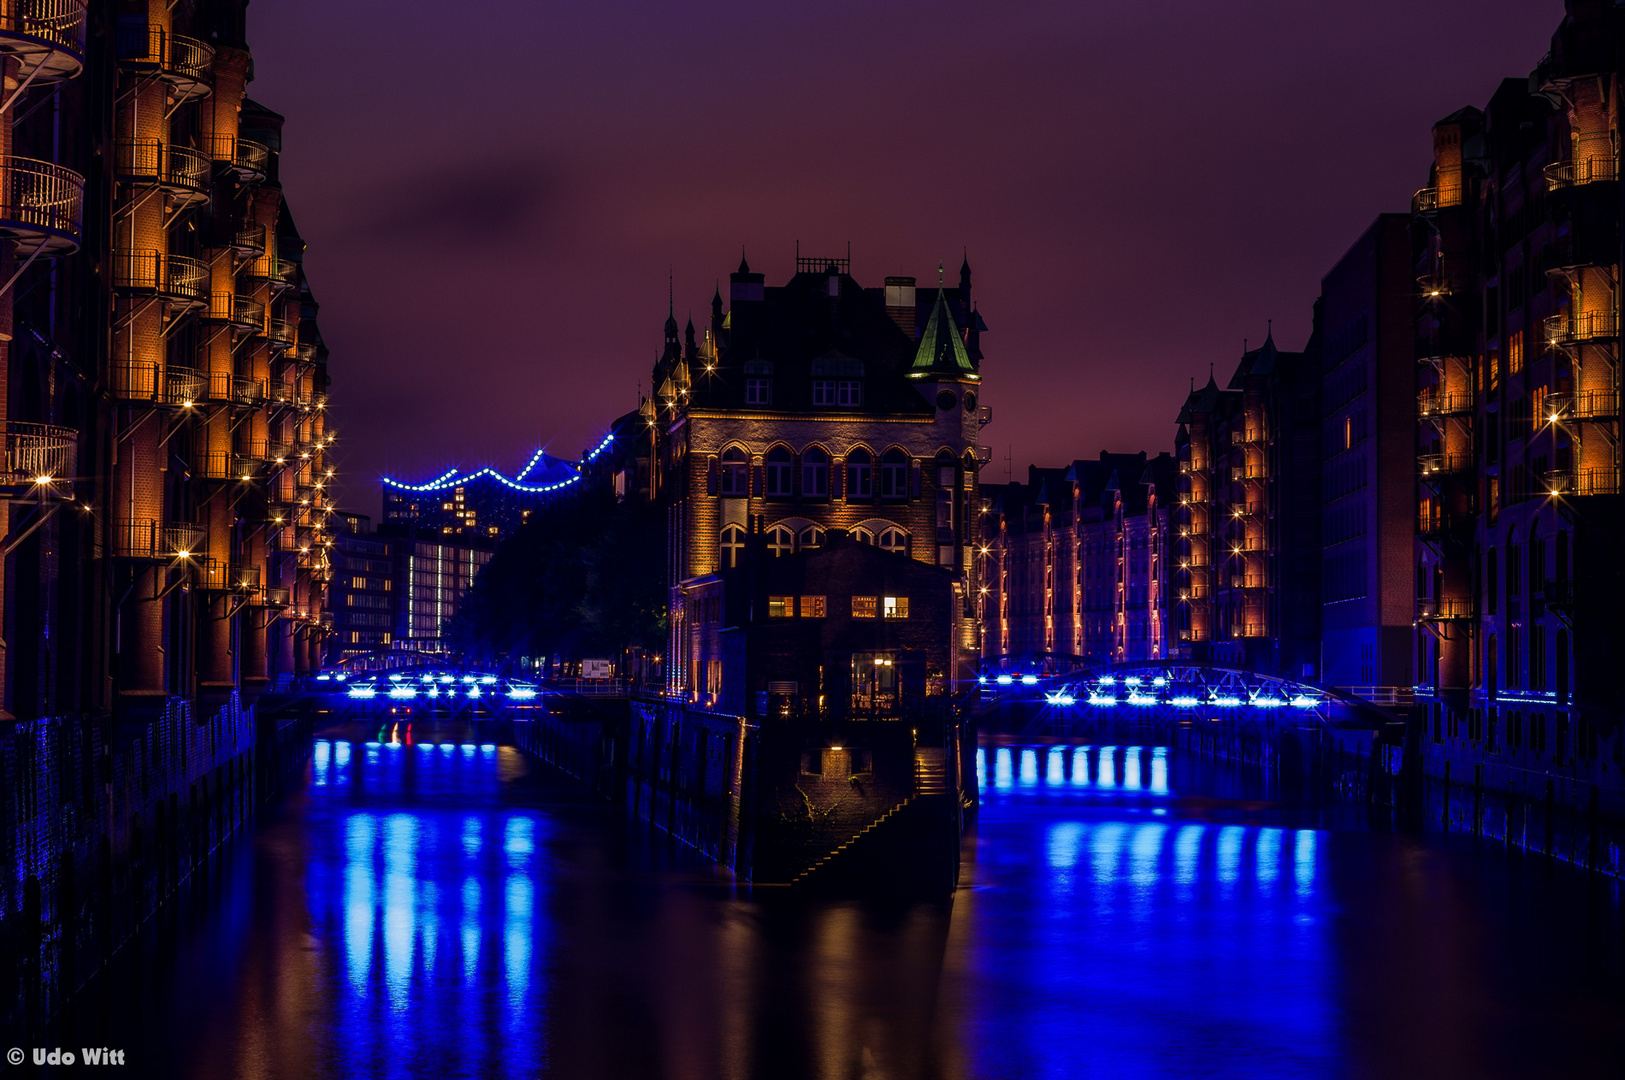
[380, 432, 617, 494]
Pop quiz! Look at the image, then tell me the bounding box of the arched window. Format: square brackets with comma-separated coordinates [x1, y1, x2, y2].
[719, 447, 748, 497]
[802, 447, 829, 499]
[850, 526, 875, 545]
[767, 524, 795, 557]
[765, 446, 793, 498]
[719, 524, 746, 569]
[880, 448, 909, 499]
[878, 527, 909, 555]
[799, 525, 825, 549]
[846, 448, 872, 500]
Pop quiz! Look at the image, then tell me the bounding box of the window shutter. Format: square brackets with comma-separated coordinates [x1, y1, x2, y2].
[706, 456, 718, 496]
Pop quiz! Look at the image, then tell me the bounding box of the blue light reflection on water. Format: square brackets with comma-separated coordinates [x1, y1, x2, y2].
[305, 739, 552, 1076]
[971, 740, 1338, 1077]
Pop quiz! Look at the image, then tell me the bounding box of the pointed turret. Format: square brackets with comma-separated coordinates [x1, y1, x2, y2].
[909, 288, 977, 380]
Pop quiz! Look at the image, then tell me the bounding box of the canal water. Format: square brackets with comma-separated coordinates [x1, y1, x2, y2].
[38, 729, 1625, 1079]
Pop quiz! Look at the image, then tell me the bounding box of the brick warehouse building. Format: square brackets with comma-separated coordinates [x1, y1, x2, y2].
[650, 254, 992, 703]
[1, 0, 332, 1019]
[1411, 0, 1625, 792]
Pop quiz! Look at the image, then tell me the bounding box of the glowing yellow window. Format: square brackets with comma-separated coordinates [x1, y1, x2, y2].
[767, 596, 793, 618]
[799, 596, 826, 618]
[852, 596, 878, 619]
[883, 596, 909, 619]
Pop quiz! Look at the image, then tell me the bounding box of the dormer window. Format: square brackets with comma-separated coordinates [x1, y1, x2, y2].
[745, 360, 773, 405]
[812, 354, 863, 409]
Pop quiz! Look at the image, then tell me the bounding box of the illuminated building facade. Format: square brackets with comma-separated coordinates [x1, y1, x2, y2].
[381, 446, 585, 541]
[0, 0, 332, 715]
[979, 452, 1174, 669]
[0, 0, 331, 1005]
[1173, 334, 1322, 680]
[1413, 0, 1624, 780]
[329, 513, 394, 666]
[653, 255, 991, 707]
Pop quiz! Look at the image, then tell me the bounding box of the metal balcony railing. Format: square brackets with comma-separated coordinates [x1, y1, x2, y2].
[231, 225, 265, 257]
[1544, 467, 1621, 496]
[1418, 452, 1472, 479]
[266, 318, 296, 348]
[114, 24, 213, 100]
[1418, 388, 1473, 417]
[1, 420, 75, 486]
[206, 133, 270, 179]
[1545, 310, 1619, 345]
[1240, 574, 1268, 589]
[0, 155, 84, 254]
[1544, 155, 1619, 192]
[163, 364, 205, 407]
[1411, 187, 1439, 214]
[1417, 597, 1472, 620]
[1232, 622, 1266, 639]
[232, 376, 266, 406]
[114, 519, 204, 560]
[0, 1, 87, 81]
[231, 295, 265, 331]
[113, 139, 208, 203]
[1569, 389, 1619, 421]
[113, 249, 207, 306]
[258, 585, 291, 608]
[109, 359, 161, 403]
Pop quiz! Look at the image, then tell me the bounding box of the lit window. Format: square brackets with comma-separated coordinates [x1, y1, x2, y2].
[883, 596, 909, 619]
[767, 596, 793, 618]
[852, 595, 878, 618]
[799, 596, 827, 618]
[720, 524, 746, 569]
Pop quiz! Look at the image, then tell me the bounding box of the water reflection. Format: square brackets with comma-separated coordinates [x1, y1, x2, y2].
[78, 733, 1624, 1080]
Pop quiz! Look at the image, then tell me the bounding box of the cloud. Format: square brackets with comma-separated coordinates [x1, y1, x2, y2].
[344, 156, 562, 249]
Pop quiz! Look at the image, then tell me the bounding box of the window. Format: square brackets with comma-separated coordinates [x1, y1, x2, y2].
[838, 380, 862, 406]
[846, 449, 872, 499]
[799, 525, 825, 549]
[745, 360, 772, 405]
[878, 527, 909, 555]
[883, 596, 909, 619]
[719, 447, 748, 497]
[719, 524, 746, 569]
[799, 596, 826, 618]
[767, 596, 792, 618]
[880, 449, 909, 498]
[802, 447, 829, 498]
[936, 463, 956, 541]
[850, 526, 875, 545]
[765, 446, 792, 497]
[1508, 329, 1524, 375]
[813, 380, 837, 405]
[852, 595, 878, 618]
[767, 524, 795, 557]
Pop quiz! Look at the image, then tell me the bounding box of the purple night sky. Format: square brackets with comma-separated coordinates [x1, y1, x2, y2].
[245, 0, 1557, 511]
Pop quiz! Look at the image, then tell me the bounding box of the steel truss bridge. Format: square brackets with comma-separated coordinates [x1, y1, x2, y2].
[976, 660, 1410, 741]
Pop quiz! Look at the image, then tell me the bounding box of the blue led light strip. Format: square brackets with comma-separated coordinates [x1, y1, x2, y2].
[381, 433, 616, 494]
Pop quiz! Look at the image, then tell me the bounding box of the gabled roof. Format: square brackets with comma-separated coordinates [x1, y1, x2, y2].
[909, 288, 976, 379]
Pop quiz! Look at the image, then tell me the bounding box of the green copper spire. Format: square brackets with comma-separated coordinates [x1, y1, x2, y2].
[910, 287, 977, 379]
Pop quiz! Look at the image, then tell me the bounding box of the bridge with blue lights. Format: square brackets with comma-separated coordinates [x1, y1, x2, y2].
[975, 661, 1409, 741]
